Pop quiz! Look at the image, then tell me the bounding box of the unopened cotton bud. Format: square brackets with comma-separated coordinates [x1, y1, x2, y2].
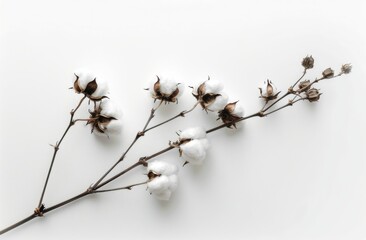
[147, 161, 178, 201]
[259, 80, 279, 101]
[302, 56, 314, 69]
[341, 64, 352, 74]
[322, 68, 334, 78]
[148, 76, 183, 103]
[218, 101, 244, 128]
[73, 70, 108, 100]
[306, 88, 321, 102]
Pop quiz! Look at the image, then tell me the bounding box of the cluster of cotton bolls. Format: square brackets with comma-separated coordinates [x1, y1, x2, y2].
[73, 70, 122, 136]
[144, 76, 246, 200]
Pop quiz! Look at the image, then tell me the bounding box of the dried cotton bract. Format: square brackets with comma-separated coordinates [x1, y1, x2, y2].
[148, 76, 184, 103]
[73, 70, 108, 100]
[147, 161, 178, 201]
[87, 99, 122, 135]
[172, 127, 210, 165]
[218, 101, 244, 128]
[192, 78, 228, 112]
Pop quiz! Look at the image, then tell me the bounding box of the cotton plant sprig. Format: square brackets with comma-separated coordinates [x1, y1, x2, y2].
[0, 56, 352, 235]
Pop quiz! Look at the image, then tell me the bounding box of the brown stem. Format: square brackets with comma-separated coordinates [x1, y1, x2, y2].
[37, 95, 87, 209]
[144, 101, 199, 133]
[93, 181, 148, 193]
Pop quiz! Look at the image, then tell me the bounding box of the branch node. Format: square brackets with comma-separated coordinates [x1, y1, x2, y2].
[139, 157, 148, 167]
[34, 204, 45, 217]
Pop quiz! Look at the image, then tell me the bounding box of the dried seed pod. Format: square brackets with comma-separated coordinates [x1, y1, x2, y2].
[322, 68, 335, 78]
[341, 64, 352, 74]
[298, 80, 311, 92]
[302, 55, 314, 69]
[306, 88, 321, 102]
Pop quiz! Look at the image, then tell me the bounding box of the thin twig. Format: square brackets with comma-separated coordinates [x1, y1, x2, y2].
[37, 95, 87, 208]
[144, 101, 199, 133]
[93, 181, 148, 193]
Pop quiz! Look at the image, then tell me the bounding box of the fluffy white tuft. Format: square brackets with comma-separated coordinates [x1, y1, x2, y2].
[207, 93, 228, 111]
[96, 99, 123, 135]
[147, 161, 178, 176]
[232, 103, 244, 117]
[179, 127, 206, 140]
[147, 161, 179, 201]
[204, 79, 224, 94]
[74, 69, 96, 90]
[180, 139, 210, 165]
[100, 99, 123, 119]
[91, 77, 109, 99]
[73, 69, 109, 98]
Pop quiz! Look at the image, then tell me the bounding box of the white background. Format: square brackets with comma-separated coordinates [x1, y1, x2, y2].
[0, 0, 365, 239]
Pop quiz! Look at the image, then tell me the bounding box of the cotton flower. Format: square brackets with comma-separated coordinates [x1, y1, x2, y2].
[218, 101, 244, 128]
[148, 76, 184, 103]
[147, 161, 178, 201]
[192, 77, 228, 112]
[259, 79, 279, 101]
[171, 127, 210, 165]
[87, 99, 122, 135]
[73, 70, 109, 100]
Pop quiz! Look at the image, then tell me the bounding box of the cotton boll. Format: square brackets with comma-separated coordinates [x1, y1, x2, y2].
[204, 79, 224, 94]
[147, 175, 170, 193]
[74, 69, 96, 90]
[232, 103, 244, 117]
[179, 127, 206, 140]
[73, 69, 109, 100]
[100, 99, 122, 119]
[180, 139, 208, 165]
[147, 161, 178, 176]
[159, 77, 179, 95]
[90, 78, 109, 99]
[147, 161, 179, 201]
[148, 76, 183, 103]
[217, 101, 245, 128]
[88, 99, 123, 135]
[207, 93, 228, 111]
[259, 80, 279, 101]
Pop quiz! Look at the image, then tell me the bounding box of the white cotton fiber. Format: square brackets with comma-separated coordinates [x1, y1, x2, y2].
[179, 127, 206, 140]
